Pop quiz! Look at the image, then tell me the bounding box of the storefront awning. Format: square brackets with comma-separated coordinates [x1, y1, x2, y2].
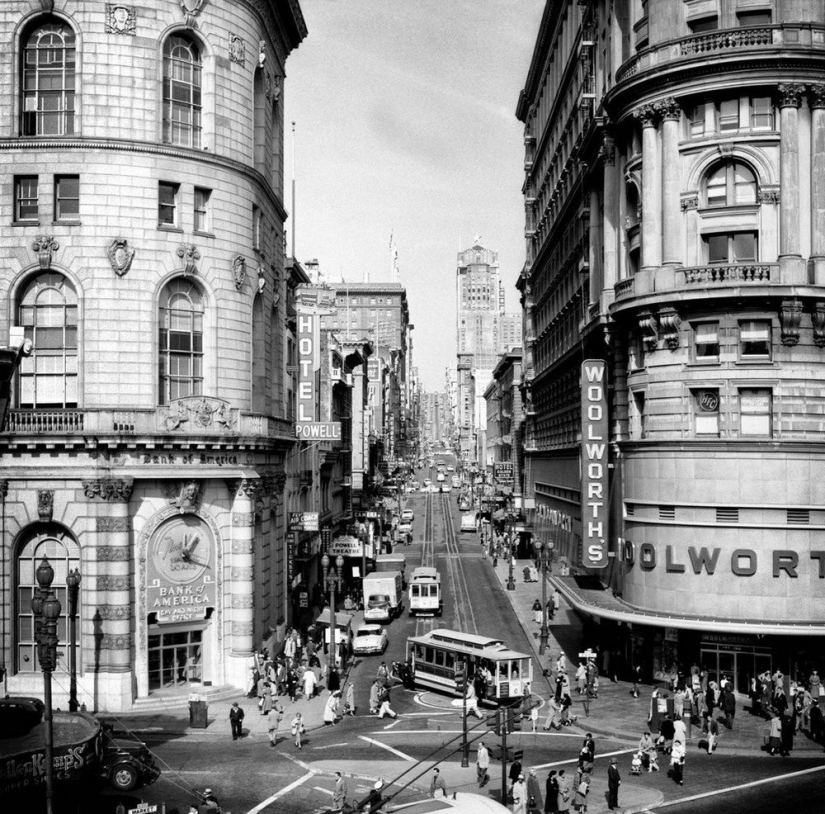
[551, 575, 825, 637]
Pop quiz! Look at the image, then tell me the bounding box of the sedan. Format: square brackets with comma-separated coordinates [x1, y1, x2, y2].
[352, 624, 388, 655]
[401, 509, 414, 523]
[397, 521, 413, 535]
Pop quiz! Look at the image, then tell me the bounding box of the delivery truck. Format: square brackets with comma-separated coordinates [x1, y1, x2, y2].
[375, 553, 407, 588]
[362, 571, 404, 622]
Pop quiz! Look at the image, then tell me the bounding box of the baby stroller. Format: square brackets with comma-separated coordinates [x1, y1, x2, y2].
[630, 753, 643, 776]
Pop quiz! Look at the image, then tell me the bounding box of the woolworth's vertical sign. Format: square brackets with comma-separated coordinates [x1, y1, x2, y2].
[581, 359, 609, 568]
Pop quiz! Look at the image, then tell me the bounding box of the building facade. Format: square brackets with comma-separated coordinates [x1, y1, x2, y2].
[518, 0, 825, 685]
[0, 0, 306, 710]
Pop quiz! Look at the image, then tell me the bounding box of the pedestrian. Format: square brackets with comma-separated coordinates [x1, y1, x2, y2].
[557, 652, 567, 674]
[378, 686, 398, 719]
[544, 770, 558, 814]
[323, 690, 340, 726]
[509, 756, 523, 793]
[287, 668, 298, 702]
[575, 662, 586, 695]
[810, 699, 823, 743]
[229, 701, 244, 740]
[669, 739, 685, 785]
[551, 588, 560, 620]
[377, 661, 391, 688]
[465, 681, 484, 720]
[607, 758, 621, 811]
[331, 771, 348, 813]
[533, 598, 543, 623]
[512, 773, 528, 814]
[260, 681, 274, 715]
[639, 731, 655, 771]
[303, 666, 318, 700]
[809, 669, 821, 698]
[556, 770, 571, 814]
[201, 789, 221, 812]
[328, 665, 341, 693]
[543, 696, 561, 730]
[429, 767, 448, 799]
[267, 699, 284, 746]
[369, 679, 382, 714]
[476, 740, 490, 787]
[722, 686, 736, 729]
[344, 680, 356, 716]
[527, 768, 544, 813]
[530, 703, 540, 733]
[291, 712, 305, 749]
[780, 710, 795, 756]
[672, 715, 687, 749]
[572, 775, 589, 813]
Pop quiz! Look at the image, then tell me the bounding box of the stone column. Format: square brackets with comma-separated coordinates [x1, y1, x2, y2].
[638, 104, 661, 271]
[660, 98, 682, 268]
[602, 134, 619, 300]
[83, 477, 134, 711]
[778, 83, 805, 282]
[227, 477, 256, 688]
[810, 85, 825, 284]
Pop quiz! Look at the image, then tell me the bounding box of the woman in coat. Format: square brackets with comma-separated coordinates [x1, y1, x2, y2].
[323, 691, 340, 726]
[260, 681, 273, 715]
[526, 769, 543, 813]
[556, 770, 571, 813]
[544, 770, 558, 814]
[343, 681, 356, 716]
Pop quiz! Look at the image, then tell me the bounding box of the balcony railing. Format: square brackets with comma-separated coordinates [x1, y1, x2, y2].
[615, 24, 825, 84]
[615, 278, 635, 299]
[682, 263, 775, 284]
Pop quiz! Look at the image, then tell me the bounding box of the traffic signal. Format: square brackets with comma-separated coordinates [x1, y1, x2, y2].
[487, 709, 502, 735]
[454, 661, 466, 693]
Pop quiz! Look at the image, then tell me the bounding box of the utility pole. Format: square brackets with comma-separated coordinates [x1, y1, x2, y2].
[500, 707, 509, 805]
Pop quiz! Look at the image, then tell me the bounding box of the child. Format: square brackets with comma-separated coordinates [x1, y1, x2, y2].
[630, 752, 643, 776]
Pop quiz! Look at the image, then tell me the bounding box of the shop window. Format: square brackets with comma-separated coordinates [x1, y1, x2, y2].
[158, 278, 204, 404]
[739, 320, 771, 359]
[17, 272, 78, 408]
[705, 232, 757, 264]
[22, 19, 76, 137]
[162, 34, 202, 148]
[694, 388, 720, 435]
[693, 322, 720, 361]
[16, 530, 80, 672]
[739, 388, 771, 436]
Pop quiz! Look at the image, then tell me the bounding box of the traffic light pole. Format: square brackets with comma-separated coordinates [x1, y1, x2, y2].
[461, 689, 469, 767]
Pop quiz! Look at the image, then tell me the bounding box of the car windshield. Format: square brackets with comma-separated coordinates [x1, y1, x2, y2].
[357, 628, 380, 637]
[367, 596, 389, 607]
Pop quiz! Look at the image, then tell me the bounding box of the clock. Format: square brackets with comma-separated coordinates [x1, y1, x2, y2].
[150, 518, 212, 584]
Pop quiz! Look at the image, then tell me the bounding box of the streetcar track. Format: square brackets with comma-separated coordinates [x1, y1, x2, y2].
[440, 491, 478, 635]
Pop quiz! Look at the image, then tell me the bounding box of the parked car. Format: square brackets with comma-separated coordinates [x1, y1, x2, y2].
[423, 479, 432, 489]
[401, 508, 414, 523]
[458, 500, 471, 512]
[397, 521, 413, 536]
[352, 624, 388, 655]
[440, 484, 452, 493]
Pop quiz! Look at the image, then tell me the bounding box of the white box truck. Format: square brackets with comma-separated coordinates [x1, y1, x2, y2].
[363, 571, 403, 622]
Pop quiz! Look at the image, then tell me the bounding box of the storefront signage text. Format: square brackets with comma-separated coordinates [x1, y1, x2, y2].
[330, 535, 363, 557]
[581, 360, 608, 569]
[636, 544, 825, 577]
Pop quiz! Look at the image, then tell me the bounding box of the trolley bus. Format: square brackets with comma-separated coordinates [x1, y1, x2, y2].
[408, 567, 442, 616]
[406, 628, 532, 704]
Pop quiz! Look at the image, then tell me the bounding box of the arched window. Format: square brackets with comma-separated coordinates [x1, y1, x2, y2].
[159, 279, 204, 404]
[22, 19, 76, 136]
[18, 273, 78, 408]
[705, 161, 757, 207]
[162, 34, 202, 148]
[16, 529, 80, 673]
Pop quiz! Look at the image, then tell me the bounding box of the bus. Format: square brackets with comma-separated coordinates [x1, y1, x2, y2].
[408, 566, 442, 616]
[406, 629, 533, 704]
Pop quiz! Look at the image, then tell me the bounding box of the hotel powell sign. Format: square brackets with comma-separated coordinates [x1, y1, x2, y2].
[581, 360, 609, 568]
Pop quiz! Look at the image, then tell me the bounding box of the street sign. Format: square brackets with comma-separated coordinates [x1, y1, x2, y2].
[128, 804, 160, 814]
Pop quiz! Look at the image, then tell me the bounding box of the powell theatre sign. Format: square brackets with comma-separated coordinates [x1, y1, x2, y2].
[296, 312, 341, 441]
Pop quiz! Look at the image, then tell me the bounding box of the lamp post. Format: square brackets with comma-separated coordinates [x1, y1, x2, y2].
[66, 568, 81, 712]
[506, 518, 516, 591]
[533, 539, 553, 654]
[32, 556, 61, 814]
[321, 553, 345, 678]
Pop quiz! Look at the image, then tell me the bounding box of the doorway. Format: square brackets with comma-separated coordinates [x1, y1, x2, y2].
[148, 628, 203, 690]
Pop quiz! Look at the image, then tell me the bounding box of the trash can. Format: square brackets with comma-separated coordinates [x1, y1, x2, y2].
[189, 698, 208, 729]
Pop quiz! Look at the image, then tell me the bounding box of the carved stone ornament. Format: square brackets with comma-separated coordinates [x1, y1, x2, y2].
[180, 0, 207, 27]
[272, 75, 282, 102]
[0, 481, 8, 501]
[105, 5, 136, 35]
[233, 255, 247, 290]
[638, 310, 659, 351]
[777, 83, 805, 109]
[177, 243, 201, 276]
[680, 195, 699, 211]
[658, 97, 681, 121]
[175, 481, 202, 513]
[257, 264, 266, 294]
[658, 307, 682, 350]
[38, 0, 54, 10]
[163, 396, 236, 431]
[107, 238, 135, 276]
[757, 187, 780, 204]
[83, 478, 135, 503]
[32, 236, 59, 270]
[635, 104, 658, 127]
[37, 489, 54, 523]
[780, 299, 803, 346]
[258, 40, 266, 68]
[599, 135, 615, 166]
[813, 302, 825, 348]
[809, 84, 825, 110]
[229, 33, 245, 66]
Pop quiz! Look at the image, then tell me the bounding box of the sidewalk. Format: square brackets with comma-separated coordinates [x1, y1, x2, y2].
[491, 554, 823, 756]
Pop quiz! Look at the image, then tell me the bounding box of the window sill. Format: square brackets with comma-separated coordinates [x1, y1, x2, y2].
[157, 225, 183, 233]
[193, 230, 215, 239]
[734, 359, 775, 366]
[686, 360, 720, 367]
[53, 220, 81, 226]
[11, 220, 41, 227]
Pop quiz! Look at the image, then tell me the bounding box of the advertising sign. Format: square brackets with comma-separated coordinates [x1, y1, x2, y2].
[581, 359, 609, 569]
[494, 462, 514, 484]
[289, 512, 320, 532]
[330, 535, 363, 557]
[296, 310, 341, 441]
[147, 516, 216, 623]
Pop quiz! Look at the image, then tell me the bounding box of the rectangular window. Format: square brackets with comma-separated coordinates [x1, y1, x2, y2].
[689, 105, 706, 137]
[54, 175, 79, 221]
[252, 205, 262, 251]
[751, 97, 773, 130]
[719, 99, 739, 133]
[706, 233, 757, 264]
[158, 181, 179, 226]
[694, 389, 720, 435]
[15, 176, 39, 222]
[733, 232, 757, 261]
[739, 320, 771, 358]
[689, 16, 719, 33]
[694, 322, 720, 361]
[739, 388, 771, 436]
[194, 187, 211, 232]
[737, 11, 771, 26]
[707, 234, 729, 263]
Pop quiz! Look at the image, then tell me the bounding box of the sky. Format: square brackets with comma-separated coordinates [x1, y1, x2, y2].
[284, 0, 545, 392]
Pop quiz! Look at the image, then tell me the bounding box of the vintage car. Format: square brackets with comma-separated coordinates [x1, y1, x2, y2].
[397, 521, 413, 536]
[401, 508, 414, 523]
[352, 624, 389, 655]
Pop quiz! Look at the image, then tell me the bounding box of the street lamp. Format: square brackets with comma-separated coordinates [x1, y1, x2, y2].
[32, 556, 62, 814]
[533, 539, 553, 654]
[66, 568, 81, 712]
[506, 520, 516, 591]
[321, 553, 345, 678]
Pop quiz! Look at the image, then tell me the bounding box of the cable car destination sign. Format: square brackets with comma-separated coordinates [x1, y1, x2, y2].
[296, 311, 341, 441]
[581, 359, 609, 569]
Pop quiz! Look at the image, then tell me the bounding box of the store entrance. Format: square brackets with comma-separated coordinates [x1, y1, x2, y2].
[148, 628, 203, 690]
[701, 647, 771, 695]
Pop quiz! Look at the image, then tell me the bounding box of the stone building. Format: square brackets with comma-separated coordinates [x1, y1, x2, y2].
[518, 0, 825, 684]
[0, 0, 306, 710]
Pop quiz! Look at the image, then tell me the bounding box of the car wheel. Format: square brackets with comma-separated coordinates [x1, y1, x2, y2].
[110, 763, 139, 792]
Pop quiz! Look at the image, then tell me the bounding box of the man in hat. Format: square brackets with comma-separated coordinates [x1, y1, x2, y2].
[429, 767, 449, 798]
[202, 788, 220, 812]
[354, 779, 384, 812]
[229, 702, 244, 740]
[607, 757, 621, 810]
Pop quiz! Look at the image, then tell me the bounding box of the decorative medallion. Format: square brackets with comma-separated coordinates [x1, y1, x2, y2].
[107, 238, 135, 276]
[180, 0, 207, 28]
[32, 236, 59, 270]
[233, 255, 247, 290]
[175, 481, 202, 513]
[229, 33, 245, 66]
[177, 243, 201, 275]
[105, 4, 136, 35]
[37, 489, 54, 523]
[163, 396, 236, 431]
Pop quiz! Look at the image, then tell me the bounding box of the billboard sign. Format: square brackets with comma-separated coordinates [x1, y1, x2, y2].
[581, 359, 609, 569]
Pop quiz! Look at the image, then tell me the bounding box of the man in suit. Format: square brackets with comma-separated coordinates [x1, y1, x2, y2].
[607, 757, 621, 810]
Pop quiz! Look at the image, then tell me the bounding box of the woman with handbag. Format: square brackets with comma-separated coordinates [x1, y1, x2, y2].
[291, 712, 306, 749]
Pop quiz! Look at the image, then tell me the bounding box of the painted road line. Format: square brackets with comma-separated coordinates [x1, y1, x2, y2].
[359, 735, 416, 762]
[384, 720, 401, 730]
[245, 770, 315, 814]
[374, 729, 585, 738]
[532, 747, 637, 771]
[313, 786, 333, 796]
[636, 762, 825, 811]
